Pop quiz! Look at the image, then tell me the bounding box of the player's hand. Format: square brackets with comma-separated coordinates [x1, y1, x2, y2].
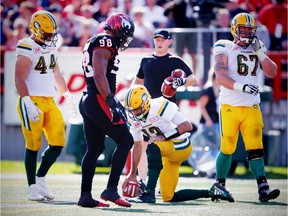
[250, 36, 266, 61]
[250, 36, 262, 52]
[243, 84, 259, 95]
[172, 77, 186, 88]
[106, 93, 127, 123]
[63, 91, 78, 118]
[148, 135, 165, 144]
[22, 96, 43, 122]
[122, 174, 138, 190]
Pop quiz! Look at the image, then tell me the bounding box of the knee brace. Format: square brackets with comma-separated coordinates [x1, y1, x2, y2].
[146, 144, 163, 171]
[246, 149, 264, 161]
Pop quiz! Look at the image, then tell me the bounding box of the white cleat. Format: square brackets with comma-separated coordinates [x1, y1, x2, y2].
[36, 177, 55, 200]
[28, 184, 45, 201]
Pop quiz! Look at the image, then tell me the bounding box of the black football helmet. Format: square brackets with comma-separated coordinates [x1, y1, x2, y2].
[104, 13, 135, 51]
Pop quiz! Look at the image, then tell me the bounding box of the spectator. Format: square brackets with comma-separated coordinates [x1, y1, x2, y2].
[164, 0, 198, 74]
[142, 0, 168, 28]
[129, 6, 154, 48]
[117, 0, 134, 17]
[251, 11, 271, 50]
[258, 0, 287, 50]
[214, 8, 234, 41]
[238, 0, 271, 12]
[5, 17, 29, 50]
[93, 0, 116, 23]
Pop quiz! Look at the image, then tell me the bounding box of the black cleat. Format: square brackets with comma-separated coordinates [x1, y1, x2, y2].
[259, 189, 280, 202]
[138, 180, 146, 196]
[128, 190, 156, 203]
[209, 183, 235, 202]
[78, 194, 109, 208]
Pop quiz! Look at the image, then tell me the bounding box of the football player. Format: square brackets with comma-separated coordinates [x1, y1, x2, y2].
[210, 12, 280, 202]
[130, 29, 197, 194]
[77, 13, 135, 208]
[15, 10, 77, 201]
[122, 85, 234, 203]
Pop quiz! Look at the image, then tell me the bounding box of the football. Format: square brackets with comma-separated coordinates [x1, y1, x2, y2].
[161, 76, 177, 98]
[171, 69, 186, 78]
[122, 180, 139, 198]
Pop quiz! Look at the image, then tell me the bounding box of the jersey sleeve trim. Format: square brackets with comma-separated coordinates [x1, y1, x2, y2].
[157, 100, 169, 117]
[16, 43, 32, 51]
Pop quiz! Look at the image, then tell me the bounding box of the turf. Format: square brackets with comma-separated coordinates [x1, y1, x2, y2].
[1, 174, 287, 216]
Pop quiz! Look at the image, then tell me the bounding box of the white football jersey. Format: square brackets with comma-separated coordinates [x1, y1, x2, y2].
[128, 97, 190, 142]
[16, 37, 59, 96]
[213, 39, 266, 106]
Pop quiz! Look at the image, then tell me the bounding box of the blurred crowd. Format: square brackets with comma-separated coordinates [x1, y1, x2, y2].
[1, 0, 287, 52]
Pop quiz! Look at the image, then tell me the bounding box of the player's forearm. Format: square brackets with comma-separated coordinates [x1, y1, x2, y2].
[130, 141, 142, 175]
[185, 73, 197, 86]
[260, 58, 277, 78]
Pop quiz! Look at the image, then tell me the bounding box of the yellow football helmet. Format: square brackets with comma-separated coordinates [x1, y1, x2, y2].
[231, 13, 257, 45]
[29, 10, 59, 46]
[124, 85, 151, 120]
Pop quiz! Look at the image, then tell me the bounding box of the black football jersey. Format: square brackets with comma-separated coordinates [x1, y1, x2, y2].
[82, 33, 119, 94]
[136, 53, 192, 102]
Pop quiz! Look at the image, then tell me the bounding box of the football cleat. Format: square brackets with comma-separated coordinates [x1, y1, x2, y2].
[27, 184, 45, 201]
[36, 176, 55, 200]
[78, 194, 109, 208]
[128, 190, 156, 203]
[101, 188, 131, 207]
[259, 189, 280, 202]
[138, 180, 146, 196]
[209, 183, 235, 202]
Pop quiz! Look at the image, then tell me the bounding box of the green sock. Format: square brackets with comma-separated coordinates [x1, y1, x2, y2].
[24, 148, 38, 186]
[249, 158, 265, 179]
[216, 152, 232, 180]
[36, 146, 62, 177]
[146, 169, 160, 192]
[171, 189, 210, 202]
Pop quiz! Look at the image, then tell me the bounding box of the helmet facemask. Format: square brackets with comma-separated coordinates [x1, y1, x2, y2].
[235, 25, 257, 45]
[38, 30, 59, 46]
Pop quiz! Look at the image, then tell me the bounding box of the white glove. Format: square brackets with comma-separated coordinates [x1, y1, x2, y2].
[172, 77, 186, 88]
[233, 82, 259, 96]
[250, 36, 266, 61]
[22, 96, 42, 122]
[62, 91, 78, 118]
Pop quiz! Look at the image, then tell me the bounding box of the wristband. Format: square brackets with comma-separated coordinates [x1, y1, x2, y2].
[233, 82, 244, 92]
[163, 128, 180, 140]
[256, 49, 266, 61]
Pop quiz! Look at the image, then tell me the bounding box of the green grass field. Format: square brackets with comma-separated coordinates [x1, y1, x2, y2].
[1, 161, 287, 216]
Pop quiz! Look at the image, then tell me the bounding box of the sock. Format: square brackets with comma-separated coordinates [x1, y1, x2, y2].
[216, 151, 232, 180]
[146, 169, 160, 192]
[249, 158, 265, 179]
[24, 148, 38, 186]
[36, 146, 62, 177]
[171, 189, 210, 202]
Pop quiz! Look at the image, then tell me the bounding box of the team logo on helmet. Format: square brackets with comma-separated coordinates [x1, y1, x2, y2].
[121, 16, 132, 30]
[33, 21, 40, 29]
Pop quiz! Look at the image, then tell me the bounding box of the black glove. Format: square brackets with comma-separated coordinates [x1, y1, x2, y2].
[243, 84, 259, 96]
[172, 77, 186, 88]
[106, 93, 127, 123]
